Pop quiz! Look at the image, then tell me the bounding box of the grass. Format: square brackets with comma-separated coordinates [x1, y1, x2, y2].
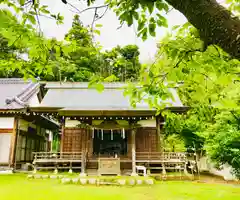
[0, 174, 239, 200]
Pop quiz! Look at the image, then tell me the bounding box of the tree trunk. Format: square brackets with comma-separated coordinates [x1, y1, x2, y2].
[164, 0, 240, 59]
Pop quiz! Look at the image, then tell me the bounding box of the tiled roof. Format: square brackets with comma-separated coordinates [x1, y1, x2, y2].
[0, 78, 40, 110]
[36, 82, 184, 112]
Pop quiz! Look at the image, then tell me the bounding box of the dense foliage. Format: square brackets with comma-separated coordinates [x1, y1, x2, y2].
[164, 134, 185, 152]
[0, 10, 141, 82]
[147, 26, 240, 177]
[202, 111, 240, 177]
[163, 112, 205, 154]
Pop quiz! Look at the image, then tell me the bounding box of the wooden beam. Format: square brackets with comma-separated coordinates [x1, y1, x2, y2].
[80, 129, 86, 176]
[60, 119, 65, 153]
[59, 110, 156, 117]
[0, 129, 13, 133]
[9, 117, 19, 168]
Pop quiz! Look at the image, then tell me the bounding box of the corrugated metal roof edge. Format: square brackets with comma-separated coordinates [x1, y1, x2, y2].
[42, 81, 183, 89]
[43, 82, 133, 89]
[0, 78, 40, 85]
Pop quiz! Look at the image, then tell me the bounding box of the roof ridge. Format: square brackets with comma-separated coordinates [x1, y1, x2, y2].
[0, 78, 31, 84]
[20, 82, 40, 102]
[16, 82, 33, 98]
[5, 79, 40, 108]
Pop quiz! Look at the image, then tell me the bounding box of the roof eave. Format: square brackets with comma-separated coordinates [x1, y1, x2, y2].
[58, 109, 156, 117]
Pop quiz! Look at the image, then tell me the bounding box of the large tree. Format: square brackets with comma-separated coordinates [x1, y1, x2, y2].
[0, 9, 142, 82]
[146, 24, 240, 177]
[160, 0, 240, 59]
[63, 14, 102, 81]
[101, 44, 141, 81]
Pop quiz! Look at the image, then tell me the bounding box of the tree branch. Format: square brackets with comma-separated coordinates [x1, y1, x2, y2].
[34, 7, 41, 34]
[117, 22, 124, 30]
[163, 0, 240, 59]
[91, 8, 97, 32]
[66, 2, 109, 35]
[67, 2, 82, 14]
[95, 5, 109, 22]
[212, 45, 221, 57]
[78, 4, 109, 15]
[230, 110, 240, 122]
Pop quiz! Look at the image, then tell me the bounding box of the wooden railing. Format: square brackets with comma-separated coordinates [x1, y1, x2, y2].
[33, 151, 186, 163]
[136, 152, 186, 161]
[33, 152, 83, 162]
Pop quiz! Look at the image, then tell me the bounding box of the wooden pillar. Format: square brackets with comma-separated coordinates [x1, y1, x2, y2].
[81, 151, 86, 174]
[131, 128, 137, 176]
[156, 116, 163, 153]
[157, 116, 166, 175]
[60, 118, 65, 153]
[9, 117, 19, 169]
[80, 129, 86, 176]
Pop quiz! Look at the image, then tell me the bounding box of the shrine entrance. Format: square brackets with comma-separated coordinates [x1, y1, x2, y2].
[92, 129, 128, 157]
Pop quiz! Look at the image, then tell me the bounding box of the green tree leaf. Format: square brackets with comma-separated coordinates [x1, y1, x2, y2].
[27, 14, 36, 25]
[40, 8, 50, 14]
[147, 2, 154, 14]
[137, 19, 145, 31]
[156, 14, 168, 27]
[96, 24, 103, 28]
[93, 29, 101, 35]
[104, 74, 118, 82]
[95, 83, 104, 93]
[156, 1, 169, 12]
[126, 15, 133, 26]
[149, 23, 156, 37]
[133, 12, 139, 20]
[18, 0, 25, 6]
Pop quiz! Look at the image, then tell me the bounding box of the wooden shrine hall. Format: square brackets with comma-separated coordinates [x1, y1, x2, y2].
[31, 82, 188, 176]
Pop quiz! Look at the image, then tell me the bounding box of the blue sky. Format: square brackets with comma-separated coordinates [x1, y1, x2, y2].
[38, 0, 187, 62]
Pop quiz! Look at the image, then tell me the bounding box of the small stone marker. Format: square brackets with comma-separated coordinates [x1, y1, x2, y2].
[128, 179, 135, 185]
[145, 179, 154, 185]
[58, 175, 64, 179]
[162, 174, 167, 180]
[27, 174, 33, 179]
[50, 175, 58, 179]
[88, 178, 96, 185]
[0, 169, 13, 174]
[53, 169, 58, 174]
[136, 179, 143, 185]
[96, 179, 100, 186]
[42, 175, 49, 179]
[34, 174, 42, 179]
[117, 179, 126, 186]
[79, 178, 87, 185]
[61, 178, 71, 184]
[154, 175, 161, 181]
[79, 173, 87, 177]
[72, 178, 79, 184]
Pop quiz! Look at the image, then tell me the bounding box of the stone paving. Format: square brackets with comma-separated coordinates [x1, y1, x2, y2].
[27, 174, 155, 186]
